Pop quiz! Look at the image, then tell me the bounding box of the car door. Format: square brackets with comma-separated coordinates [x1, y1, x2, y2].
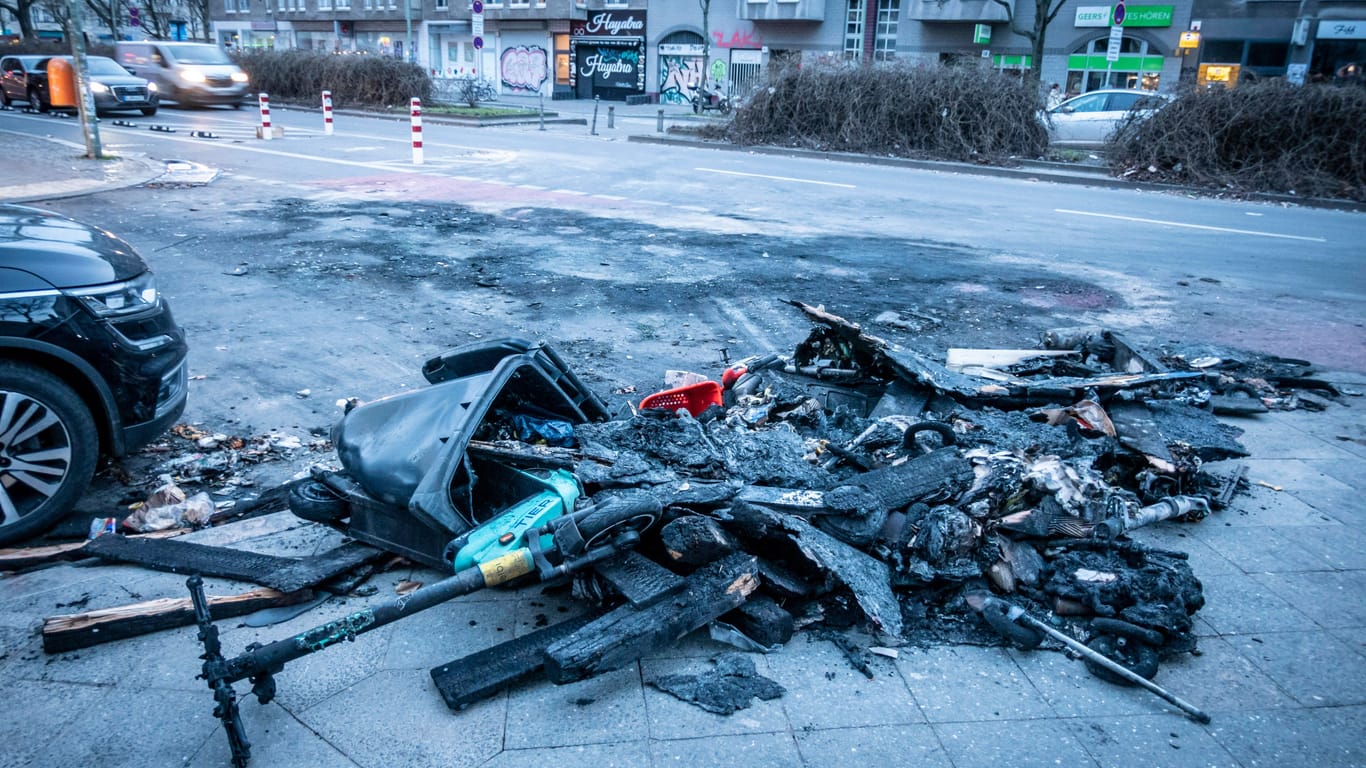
[1049, 92, 1111, 145]
[1, 57, 23, 101]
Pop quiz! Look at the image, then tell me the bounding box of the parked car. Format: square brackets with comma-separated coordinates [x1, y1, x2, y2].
[1045, 89, 1172, 148]
[115, 41, 249, 108]
[0, 55, 159, 115]
[0, 205, 188, 544]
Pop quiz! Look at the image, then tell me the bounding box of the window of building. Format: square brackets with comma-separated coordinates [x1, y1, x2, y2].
[1202, 39, 1244, 62]
[434, 0, 447, 8]
[1247, 41, 1288, 68]
[335, 0, 350, 9]
[226, 0, 236, 14]
[554, 32, 570, 85]
[363, 0, 373, 9]
[1066, 35, 1162, 93]
[873, 0, 899, 60]
[844, 0, 864, 60]
[237, 0, 250, 11]
[318, 0, 333, 10]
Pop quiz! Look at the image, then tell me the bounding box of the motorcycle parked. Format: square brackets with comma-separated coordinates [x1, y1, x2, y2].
[691, 86, 731, 115]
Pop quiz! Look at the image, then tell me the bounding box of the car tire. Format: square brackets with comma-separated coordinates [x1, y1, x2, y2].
[141, 107, 157, 116]
[0, 363, 99, 545]
[231, 102, 242, 110]
[27, 87, 48, 112]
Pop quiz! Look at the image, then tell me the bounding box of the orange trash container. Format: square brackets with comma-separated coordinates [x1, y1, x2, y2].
[46, 57, 77, 109]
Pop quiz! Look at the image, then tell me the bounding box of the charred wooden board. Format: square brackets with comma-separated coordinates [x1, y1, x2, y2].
[719, 595, 794, 648]
[544, 553, 759, 683]
[592, 550, 686, 608]
[42, 587, 313, 653]
[0, 528, 189, 571]
[659, 515, 738, 566]
[82, 535, 383, 593]
[429, 613, 597, 710]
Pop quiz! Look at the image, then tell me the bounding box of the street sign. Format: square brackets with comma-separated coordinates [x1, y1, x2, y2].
[1106, 25, 1124, 61]
[472, 12, 483, 36]
[1113, 2, 1126, 25]
[471, 0, 482, 12]
[472, 36, 483, 50]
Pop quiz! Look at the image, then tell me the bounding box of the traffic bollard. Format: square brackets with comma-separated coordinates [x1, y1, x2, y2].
[322, 90, 333, 135]
[591, 95, 599, 136]
[411, 98, 423, 165]
[657, 109, 664, 133]
[538, 92, 545, 131]
[258, 93, 272, 141]
[608, 105, 614, 130]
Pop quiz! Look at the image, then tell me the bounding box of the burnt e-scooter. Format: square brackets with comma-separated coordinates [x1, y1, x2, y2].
[189, 339, 660, 767]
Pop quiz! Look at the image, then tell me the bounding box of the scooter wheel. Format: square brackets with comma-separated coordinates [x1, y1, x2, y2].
[289, 480, 348, 525]
[1084, 634, 1160, 686]
[980, 599, 1044, 649]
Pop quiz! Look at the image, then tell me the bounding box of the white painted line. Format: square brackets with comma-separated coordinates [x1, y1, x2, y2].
[1055, 209, 1326, 242]
[592, 194, 626, 201]
[696, 167, 856, 189]
[553, 189, 587, 196]
[518, 184, 547, 190]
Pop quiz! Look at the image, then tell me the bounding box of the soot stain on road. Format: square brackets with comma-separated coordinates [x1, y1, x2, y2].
[253, 199, 1125, 350]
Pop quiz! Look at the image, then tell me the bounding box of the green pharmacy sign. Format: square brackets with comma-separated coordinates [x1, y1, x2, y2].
[1114, 4, 1173, 27]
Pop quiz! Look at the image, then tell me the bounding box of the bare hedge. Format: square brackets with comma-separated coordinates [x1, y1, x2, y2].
[1109, 81, 1366, 201]
[235, 49, 430, 109]
[726, 64, 1048, 163]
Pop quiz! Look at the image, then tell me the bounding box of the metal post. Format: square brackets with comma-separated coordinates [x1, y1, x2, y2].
[608, 105, 614, 129]
[411, 98, 423, 164]
[591, 94, 599, 136]
[322, 90, 333, 135]
[657, 108, 664, 133]
[538, 92, 545, 131]
[258, 93, 272, 141]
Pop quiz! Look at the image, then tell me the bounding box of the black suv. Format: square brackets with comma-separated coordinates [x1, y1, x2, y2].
[0, 205, 188, 544]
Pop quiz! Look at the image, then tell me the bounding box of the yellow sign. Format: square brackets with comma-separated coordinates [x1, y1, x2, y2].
[1179, 31, 1200, 48]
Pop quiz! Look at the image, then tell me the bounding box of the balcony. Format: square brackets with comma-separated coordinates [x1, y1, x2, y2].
[907, 0, 1012, 22]
[737, 0, 825, 22]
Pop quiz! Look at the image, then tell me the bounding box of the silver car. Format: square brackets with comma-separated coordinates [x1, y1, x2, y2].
[1046, 89, 1171, 148]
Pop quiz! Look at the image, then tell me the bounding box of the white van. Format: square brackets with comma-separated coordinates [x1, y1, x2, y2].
[115, 41, 249, 108]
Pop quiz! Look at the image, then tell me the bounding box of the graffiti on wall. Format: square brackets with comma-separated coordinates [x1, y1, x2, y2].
[712, 29, 761, 49]
[659, 55, 704, 105]
[500, 45, 548, 93]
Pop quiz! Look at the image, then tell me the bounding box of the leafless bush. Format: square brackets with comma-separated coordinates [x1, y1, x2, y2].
[727, 63, 1048, 163]
[1109, 82, 1366, 201]
[235, 49, 430, 109]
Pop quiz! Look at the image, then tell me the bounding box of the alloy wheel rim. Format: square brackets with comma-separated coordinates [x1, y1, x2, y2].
[0, 390, 72, 527]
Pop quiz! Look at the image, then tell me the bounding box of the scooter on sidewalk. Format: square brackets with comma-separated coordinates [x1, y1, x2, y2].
[691, 85, 731, 115]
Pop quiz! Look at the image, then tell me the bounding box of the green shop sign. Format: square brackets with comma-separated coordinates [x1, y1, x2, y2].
[1068, 53, 1166, 70]
[1114, 4, 1173, 27]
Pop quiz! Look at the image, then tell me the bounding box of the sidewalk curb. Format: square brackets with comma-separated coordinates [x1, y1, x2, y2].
[626, 133, 1366, 212]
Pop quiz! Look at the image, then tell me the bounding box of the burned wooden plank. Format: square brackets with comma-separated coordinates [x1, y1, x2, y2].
[81, 535, 383, 593]
[42, 587, 313, 653]
[544, 553, 760, 684]
[0, 528, 190, 571]
[825, 447, 974, 516]
[724, 502, 903, 639]
[429, 613, 596, 710]
[719, 595, 794, 648]
[659, 515, 739, 566]
[592, 550, 685, 608]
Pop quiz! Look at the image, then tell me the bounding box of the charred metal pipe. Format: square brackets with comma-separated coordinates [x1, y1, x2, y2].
[979, 597, 1211, 725]
[1094, 495, 1211, 540]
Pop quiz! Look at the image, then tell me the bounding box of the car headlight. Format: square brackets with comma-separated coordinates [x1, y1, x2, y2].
[230, 71, 249, 83]
[147, 82, 158, 92]
[180, 68, 206, 83]
[90, 82, 109, 93]
[66, 272, 160, 317]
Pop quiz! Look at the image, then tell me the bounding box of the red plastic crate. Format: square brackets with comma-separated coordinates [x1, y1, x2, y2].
[638, 381, 723, 417]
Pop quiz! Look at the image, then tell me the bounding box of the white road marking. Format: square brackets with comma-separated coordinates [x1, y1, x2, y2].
[713, 300, 780, 354]
[1055, 209, 1326, 242]
[696, 167, 856, 189]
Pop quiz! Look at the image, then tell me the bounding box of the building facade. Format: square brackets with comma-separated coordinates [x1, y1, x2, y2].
[200, 0, 1365, 99]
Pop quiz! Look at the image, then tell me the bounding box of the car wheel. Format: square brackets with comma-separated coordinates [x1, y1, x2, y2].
[27, 87, 48, 113]
[141, 107, 157, 116]
[0, 363, 99, 545]
[231, 102, 242, 110]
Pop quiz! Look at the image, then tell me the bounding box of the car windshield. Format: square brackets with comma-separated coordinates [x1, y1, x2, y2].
[85, 57, 131, 76]
[168, 45, 232, 65]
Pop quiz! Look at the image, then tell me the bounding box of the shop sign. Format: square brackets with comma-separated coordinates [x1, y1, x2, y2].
[659, 43, 703, 56]
[1115, 5, 1174, 27]
[580, 46, 640, 88]
[573, 10, 646, 38]
[1075, 6, 1110, 27]
[1179, 31, 1200, 48]
[731, 49, 762, 65]
[973, 24, 991, 44]
[1318, 20, 1366, 39]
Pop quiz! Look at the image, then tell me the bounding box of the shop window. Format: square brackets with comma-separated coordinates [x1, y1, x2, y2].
[1202, 40, 1244, 63]
[1247, 41, 1288, 68]
[554, 32, 570, 85]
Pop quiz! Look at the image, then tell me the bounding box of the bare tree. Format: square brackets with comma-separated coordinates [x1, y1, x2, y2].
[0, 0, 44, 39]
[82, 0, 120, 40]
[186, 0, 209, 40]
[138, 0, 178, 40]
[989, 0, 1068, 83]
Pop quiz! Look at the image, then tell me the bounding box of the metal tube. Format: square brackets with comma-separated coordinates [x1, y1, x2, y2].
[591, 95, 599, 135]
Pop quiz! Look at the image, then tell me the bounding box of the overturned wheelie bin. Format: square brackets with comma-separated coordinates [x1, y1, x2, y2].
[190, 339, 660, 767]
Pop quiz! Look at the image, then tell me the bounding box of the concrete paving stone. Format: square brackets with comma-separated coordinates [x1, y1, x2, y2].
[1008, 647, 1196, 720]
[1062, 714, 1239, 768]
[646, 731, 803, 768]
[1231, 414, 1351, 461]
[297, 668, 505, 768]
[1149, 636, 1295, 712]
[33, 686, 220, 768]
[764, 632, 922, 730]
[640, 623, 738, 660]
[0, 678, 114, 768]
[1249, 570, 1366, 629]
[477, 741, 652, 768]
[1234, 458, 1361, 523]
[1303, 456, 1366, 493]
[1193, 572, 1319, 636]
[188, 698, 361, 768]
[1247, 521, 1366, 571]
[1218, 481, 1339, 527]
[1206, 706, 1366, 767]
[934, 718, 1100, 768]
[794, 723, 951, 767]
[0, 562, 137, 606]
[1327, 628, 1366, 660]
[513, 586, 590, 637]
[1228, 630, 1366, 707]
[382, 597, 516, 670]
[640, 654, 791, 740]
[1123, 525, 1240, 577]
[129, 622, 227, 693]
[503, 666, 647, 749]
[1189, 522, 1337, 575]
[894, 644, 1054, 722]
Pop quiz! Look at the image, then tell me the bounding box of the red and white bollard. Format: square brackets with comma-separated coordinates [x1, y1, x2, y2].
[322, 90, 333, 135]
[410, 97, 423, 165]
[258, 93, 272, 140]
